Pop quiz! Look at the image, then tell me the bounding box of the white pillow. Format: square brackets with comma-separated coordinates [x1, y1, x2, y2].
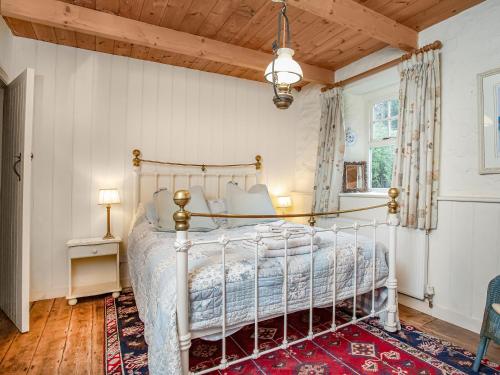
[225, 182, 276, 227]
[154, 186, 217, 232]
[207, 199, 228, 228]
[144, 201, 158, 225]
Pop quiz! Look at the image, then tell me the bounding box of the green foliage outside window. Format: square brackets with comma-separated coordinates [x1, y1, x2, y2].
[371, 146, 395, 189]
[370, 98, 398, 189]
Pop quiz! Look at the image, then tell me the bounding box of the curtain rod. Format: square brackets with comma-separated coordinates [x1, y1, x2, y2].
[321, 40, 442, 92]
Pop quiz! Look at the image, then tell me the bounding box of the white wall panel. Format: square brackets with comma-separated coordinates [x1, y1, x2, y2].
[0, 21, 300, 300]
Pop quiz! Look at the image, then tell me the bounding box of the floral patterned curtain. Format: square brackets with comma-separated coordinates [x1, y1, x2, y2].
[312, 88, 346, 213]
[392, 50, 441, 230]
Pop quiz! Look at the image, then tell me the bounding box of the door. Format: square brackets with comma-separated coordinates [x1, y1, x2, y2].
[0, 69, 34, 332]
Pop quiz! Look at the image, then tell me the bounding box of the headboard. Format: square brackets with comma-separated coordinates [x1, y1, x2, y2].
[131, 149, 263, 214]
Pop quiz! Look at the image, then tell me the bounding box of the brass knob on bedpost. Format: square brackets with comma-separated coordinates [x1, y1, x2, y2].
[308, 216, 316, 227]
[173, 190, 191, 231]
[132, 149, 141, 167]
[387, 187, 400, 214]
[255, 155, 262, 170]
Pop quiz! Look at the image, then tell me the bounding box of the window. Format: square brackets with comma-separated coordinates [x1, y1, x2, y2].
[369, 97, 399, 190]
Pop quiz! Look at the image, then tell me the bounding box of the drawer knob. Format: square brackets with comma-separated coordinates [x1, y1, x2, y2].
[92, 249, 98, 254]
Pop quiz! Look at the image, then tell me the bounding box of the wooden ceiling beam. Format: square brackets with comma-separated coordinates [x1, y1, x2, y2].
[0, 0, 334, 84]
[289, 0, 418, 51]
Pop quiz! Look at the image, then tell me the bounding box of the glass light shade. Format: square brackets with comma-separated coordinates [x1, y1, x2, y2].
[264, 48, 303, 85]
[276, 196, 292, 208]
[98, 189, 120, 205]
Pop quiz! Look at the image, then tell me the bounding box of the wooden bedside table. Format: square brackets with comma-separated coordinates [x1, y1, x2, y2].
[66, 237, 122, 305]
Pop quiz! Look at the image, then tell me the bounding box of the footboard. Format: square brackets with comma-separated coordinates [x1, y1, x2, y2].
[173, 189, 400, 375]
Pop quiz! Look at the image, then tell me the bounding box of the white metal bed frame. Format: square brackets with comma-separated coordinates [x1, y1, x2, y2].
[131, 149, 400, 375]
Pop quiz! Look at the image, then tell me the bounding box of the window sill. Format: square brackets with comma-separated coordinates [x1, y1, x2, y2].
[339, 191, 387, 198]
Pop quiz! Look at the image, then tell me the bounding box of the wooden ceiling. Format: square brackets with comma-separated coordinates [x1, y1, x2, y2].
[1, 0, 483, 86]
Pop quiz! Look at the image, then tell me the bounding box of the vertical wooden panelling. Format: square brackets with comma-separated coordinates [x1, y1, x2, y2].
[470, 203, 500, 320]
[170, 67, 187, 161]
[52, 46, 77, 291]
[155, 64, 173, 163]
[107, 56, 128, 241]
[185, 70, 200, 161]
[2, 32, 299, 300]
[90, 53, 113, 237]
[72, 49, 94, 240]
[31, 43, 56, 298]
[140, 61, 159, 160]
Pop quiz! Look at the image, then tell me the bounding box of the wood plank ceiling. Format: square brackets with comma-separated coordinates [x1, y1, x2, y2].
[2, 0, 484, 86]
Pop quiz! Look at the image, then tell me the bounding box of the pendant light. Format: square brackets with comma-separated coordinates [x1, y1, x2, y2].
[264, 0, 303, 110]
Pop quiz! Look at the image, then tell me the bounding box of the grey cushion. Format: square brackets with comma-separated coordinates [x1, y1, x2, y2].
[154, 186, 217, 232]
[225, 182, 276, 228]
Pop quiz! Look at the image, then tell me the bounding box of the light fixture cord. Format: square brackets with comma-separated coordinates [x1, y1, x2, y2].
[271, 1, 291, 100]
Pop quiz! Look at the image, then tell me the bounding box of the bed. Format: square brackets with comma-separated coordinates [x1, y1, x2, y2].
[127, 149, 401, 375]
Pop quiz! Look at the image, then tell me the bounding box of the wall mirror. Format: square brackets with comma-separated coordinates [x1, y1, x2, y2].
[343, 161, 368, 193]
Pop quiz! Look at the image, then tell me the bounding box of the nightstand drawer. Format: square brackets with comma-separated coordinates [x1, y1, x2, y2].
[69, 243, 118, 259]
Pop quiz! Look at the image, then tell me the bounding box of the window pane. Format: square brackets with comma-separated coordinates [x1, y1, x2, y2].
[371, 145, 395, 189]
[390, 119, 398, 137]
[372, 120, 389, 140]
[389, 99, 399, 117]
[373, 101, 388, 120]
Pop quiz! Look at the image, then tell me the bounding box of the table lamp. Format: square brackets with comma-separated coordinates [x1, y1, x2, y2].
[276, 196, 292, 215]
[98, 189, 120, 239]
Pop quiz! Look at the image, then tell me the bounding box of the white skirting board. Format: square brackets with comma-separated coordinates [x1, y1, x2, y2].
[398, 294, 482, 333]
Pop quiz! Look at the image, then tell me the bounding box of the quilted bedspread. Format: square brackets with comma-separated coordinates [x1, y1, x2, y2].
[127, 213, 389, 375]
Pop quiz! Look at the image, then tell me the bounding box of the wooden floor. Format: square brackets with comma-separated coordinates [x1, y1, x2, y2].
[0, 297, 498, 374]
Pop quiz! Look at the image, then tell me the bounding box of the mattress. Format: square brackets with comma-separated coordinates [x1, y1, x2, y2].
[127, 213, 389, 374]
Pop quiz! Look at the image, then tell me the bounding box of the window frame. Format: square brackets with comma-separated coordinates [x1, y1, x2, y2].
[367, 93, 399, 192]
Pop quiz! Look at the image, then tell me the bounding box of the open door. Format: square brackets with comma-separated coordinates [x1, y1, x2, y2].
[0, 68, 34, 333]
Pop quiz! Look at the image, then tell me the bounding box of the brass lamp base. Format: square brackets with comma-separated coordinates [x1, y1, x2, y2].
[103, 205, 115, 240]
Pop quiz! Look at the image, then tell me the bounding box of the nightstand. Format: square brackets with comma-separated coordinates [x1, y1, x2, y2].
[66, 237, 122, 305]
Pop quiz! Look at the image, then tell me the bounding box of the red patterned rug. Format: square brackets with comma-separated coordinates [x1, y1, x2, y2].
[105, 289, 499, 374]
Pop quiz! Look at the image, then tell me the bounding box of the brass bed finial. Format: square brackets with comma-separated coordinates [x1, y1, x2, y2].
[255, 155, 262, 170]
[173, 190, 191, 231]
[387, 187, 400, 214]
[132, 149, 141, 167]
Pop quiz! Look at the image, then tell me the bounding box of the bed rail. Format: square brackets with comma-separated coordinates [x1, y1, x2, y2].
[172, 188, 400, 374]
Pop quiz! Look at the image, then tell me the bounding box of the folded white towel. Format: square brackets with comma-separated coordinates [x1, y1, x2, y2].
[255, 220, 304, 234]
[243, 234, 321, 250]
[242, 241, 319, 258]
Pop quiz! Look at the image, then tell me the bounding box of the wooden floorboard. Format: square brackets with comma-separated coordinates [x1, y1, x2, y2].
[0, 309, 18, 364]
[0, 296, 498, 374]
[399, 304, 500, 362]
[59, 299, 93, 375]
[27, 298, 72, 374]
[0, 299, 53, 374]
[91, 298, 104, 375]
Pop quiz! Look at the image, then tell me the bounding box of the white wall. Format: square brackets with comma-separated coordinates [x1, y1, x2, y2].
[332, 0, 500, 333]
[0, 19, 301, 300]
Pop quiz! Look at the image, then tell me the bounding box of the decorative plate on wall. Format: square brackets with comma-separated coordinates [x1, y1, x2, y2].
[345, 128, 357, 147]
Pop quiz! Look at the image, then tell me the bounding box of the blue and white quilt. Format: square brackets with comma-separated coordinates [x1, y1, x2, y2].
[127, 213, 389, 374]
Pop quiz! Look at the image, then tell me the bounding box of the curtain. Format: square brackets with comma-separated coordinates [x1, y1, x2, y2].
[392, 49, 441, 230]
[312, 88, 346, 213]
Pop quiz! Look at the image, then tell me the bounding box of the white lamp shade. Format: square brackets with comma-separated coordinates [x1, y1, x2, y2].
[98, 189, 120, 205]
[276, 196, 292, 208]
[264, 48, 303, 85]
